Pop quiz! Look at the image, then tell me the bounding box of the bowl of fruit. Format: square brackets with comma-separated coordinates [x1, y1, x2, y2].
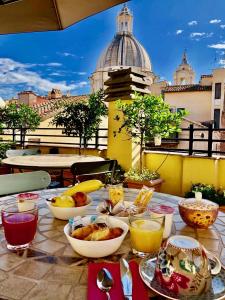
[64, 215, 129, 257]
[47, 192, 92, 220]
[46, 180, 104, 220]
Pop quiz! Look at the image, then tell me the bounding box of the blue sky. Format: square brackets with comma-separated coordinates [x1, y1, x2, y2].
[0, 0, 225, 99]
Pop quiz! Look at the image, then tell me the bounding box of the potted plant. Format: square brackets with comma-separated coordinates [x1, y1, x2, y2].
[185, 183, 225, 211]
[115, 92, 187, 189]
[52, 90, 108, 155]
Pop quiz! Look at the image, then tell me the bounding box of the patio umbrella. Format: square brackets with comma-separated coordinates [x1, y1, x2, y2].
[0, 0, 128, 34]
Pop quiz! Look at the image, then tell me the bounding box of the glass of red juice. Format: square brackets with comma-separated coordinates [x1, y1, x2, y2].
[1, 205, 38, 250]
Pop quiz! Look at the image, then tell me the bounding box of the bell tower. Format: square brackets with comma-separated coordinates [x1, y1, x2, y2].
[173, 51, 195, 85]
[117, 4, 133, 34]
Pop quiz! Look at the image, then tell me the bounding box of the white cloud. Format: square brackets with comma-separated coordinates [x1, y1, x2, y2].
[220, 25, 225, 29]
[188, 20, 197, 26]
[176, 29, 183, 35]
[219, 59, 225, 67]
[209, 19, 221, 24]
[208, 43, 225, 49]
[58, 52, 75, 57]
[190, 32, 205, 37]
[49, 72, 61, 76]
[73, 71, 87, 75]
[45, 62, 62, 67]
[0, 58, 88, 97]
[190, 32, 213, 41]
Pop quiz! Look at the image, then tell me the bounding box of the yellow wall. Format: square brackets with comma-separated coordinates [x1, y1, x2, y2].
[218, 159, 225, 188]
[145, 152, 225, 196]
[164, 91, 212, 123]
[145, 153, 183, 195]
[107, 101, 137, 170]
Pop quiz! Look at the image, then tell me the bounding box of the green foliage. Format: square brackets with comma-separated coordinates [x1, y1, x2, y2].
[115, 92, 188, 172]
[105, 163, 125, 185]
[185, 183, 225, 206]
[0, 103, 41, 148]
[52, 90, 108, 148]
[125, 168, 160, 181]
[0, 142, 14, 160]
[0, 103, 41, 130]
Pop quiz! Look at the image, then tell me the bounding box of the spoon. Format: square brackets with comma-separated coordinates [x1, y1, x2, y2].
[97, 268, 114, 300]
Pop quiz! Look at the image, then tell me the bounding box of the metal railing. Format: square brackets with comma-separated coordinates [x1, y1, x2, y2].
[1, 125, 225, 157]
[146, 124, 225, 157]
[0, 127, 108, 149]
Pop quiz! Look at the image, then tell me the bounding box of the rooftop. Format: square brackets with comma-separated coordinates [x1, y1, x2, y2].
[163, 84, 212, 93]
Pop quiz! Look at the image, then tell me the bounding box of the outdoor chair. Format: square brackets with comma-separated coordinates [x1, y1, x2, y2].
[0, 171, 51, 196]
[70, 160, 118, 184]
[6, 148, 40, 157]
[6, 148, 41, 174]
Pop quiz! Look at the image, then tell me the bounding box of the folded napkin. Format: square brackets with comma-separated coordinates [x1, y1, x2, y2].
[88, 260, 149, 300]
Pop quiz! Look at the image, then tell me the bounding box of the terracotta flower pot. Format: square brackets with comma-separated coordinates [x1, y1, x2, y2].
[124, 178, 164, 191]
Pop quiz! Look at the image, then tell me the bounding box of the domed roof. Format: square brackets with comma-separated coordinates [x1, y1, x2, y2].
[97, 33, 152, 72]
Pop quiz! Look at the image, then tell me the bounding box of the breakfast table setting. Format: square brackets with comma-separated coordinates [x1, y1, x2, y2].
[0, 183, 224, 300]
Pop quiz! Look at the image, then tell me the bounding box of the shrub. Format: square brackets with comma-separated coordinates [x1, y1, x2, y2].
[185, 183, 225, 206]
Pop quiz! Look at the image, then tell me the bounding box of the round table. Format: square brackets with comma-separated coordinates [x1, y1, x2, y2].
[2, 154, 105, 186]
[0, 188, 224, 300]
[2, 154, 104, 170]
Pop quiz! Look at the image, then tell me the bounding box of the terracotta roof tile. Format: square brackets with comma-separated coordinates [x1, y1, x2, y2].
[200, 74, 213, 78]
[163, 84, 212, 93]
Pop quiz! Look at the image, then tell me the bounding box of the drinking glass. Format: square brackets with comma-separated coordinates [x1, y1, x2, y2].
[108, 184, 124, 205]
[129, 214, 164, 257]
[1, 205, 38, 250]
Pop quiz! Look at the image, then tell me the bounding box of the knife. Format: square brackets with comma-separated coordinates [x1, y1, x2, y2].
[120, 257, 133, 300]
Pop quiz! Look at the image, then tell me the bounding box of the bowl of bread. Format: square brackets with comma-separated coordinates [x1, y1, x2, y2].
[97, 186, 154, 224]
[46, 192, 92, 220]
[64, 215, 129, 257]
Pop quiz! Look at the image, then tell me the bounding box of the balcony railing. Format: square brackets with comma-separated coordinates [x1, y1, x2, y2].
[1, 125, 225, 157]
[0, 127, 108, 149]
[146, 124, 225, 157]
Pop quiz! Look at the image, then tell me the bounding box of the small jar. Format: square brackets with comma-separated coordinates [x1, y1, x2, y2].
[16, 193, 39, 212]
[149, 205, 174, 239]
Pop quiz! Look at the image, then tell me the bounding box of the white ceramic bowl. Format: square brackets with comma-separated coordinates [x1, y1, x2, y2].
[64, 216, 129, 258]
[46, 196, 92, 220]
[96, 201, 145, 224]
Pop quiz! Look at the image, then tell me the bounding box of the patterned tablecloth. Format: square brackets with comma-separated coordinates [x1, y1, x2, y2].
[0, 188, 224, 300]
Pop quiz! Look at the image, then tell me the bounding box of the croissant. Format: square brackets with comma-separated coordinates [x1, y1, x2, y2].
[71, 223, 123, 241]
[71, 223, 98, 239]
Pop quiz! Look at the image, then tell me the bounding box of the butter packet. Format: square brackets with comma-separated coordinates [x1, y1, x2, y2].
[134, 186, 154, 208]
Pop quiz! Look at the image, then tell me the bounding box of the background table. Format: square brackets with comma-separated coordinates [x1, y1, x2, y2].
[0, 188, 224, 300]
[2, 154, 104, 170]
[2, 154, 104, 186]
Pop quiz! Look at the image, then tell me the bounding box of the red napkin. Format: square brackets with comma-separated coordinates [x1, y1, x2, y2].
[88, 260, 149, 300]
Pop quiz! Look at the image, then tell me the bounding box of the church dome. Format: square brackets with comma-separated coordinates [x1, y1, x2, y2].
[97, 32, 152, 72]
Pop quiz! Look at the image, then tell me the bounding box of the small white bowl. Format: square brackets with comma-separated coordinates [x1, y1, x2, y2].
[46, 196, 92, 220]
[64, 216, 129, 258]
[96, 201, 145, 224]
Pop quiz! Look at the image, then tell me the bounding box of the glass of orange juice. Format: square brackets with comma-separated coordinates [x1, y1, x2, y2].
[129, 214, 164, 257]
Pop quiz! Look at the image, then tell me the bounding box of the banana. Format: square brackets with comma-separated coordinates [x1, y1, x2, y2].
[62, 180, 104, 196]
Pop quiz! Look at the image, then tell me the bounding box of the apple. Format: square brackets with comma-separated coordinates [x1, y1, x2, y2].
[72, 192, 88, 207]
